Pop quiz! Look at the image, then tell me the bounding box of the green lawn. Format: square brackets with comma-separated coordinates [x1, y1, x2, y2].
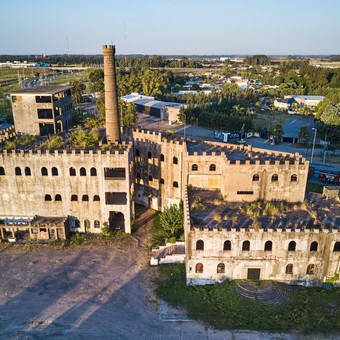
[253, 111, 289, 131]
[155, 264, 340, 332]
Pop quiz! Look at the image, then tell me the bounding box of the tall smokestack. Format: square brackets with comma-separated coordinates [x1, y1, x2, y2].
[103, 44, 121, 143]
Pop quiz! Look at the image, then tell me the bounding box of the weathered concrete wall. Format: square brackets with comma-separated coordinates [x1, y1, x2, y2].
[186, 227, 340, 285]
[0, 147, 133, 233]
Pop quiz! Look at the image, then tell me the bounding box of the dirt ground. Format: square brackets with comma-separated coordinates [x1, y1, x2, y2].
[0, 215, 339, 339]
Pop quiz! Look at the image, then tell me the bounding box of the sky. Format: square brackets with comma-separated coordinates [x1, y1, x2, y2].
[1, 0, 340, 56]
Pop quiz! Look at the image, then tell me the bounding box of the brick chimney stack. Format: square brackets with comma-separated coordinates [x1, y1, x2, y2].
[103, 44, 121, 143]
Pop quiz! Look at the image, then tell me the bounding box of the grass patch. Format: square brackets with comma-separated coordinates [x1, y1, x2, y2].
[306, 181, 323, 194]
[155, 264, 340, 332]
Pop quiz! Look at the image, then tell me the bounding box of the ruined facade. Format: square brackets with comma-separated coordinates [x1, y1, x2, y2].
[1, 43, 338, 286]
[11, 85, 74, 136]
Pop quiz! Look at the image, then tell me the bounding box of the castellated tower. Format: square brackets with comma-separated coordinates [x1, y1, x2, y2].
[103, 44, 121, 143]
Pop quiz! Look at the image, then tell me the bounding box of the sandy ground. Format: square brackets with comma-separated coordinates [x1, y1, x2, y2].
[0, 224, 339, 339]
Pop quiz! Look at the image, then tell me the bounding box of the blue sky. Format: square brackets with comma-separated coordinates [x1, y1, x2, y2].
[1, 0, 340, 55]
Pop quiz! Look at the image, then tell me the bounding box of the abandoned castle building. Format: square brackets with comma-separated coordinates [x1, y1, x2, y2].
[0, 44, 339, 285]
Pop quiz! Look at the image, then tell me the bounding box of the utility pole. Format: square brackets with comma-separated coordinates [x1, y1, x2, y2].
[311, 128, 317, 164]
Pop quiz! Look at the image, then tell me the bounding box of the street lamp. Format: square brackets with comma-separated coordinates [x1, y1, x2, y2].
[311, 128, 317, 164]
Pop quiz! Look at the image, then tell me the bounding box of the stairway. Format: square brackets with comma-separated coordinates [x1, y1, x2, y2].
[235, 281, 291, 306]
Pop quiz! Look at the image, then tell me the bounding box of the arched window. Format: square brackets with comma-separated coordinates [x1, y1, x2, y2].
[195, 263, 203, 273]
[264, 240, 272, 251]
[271, 174, 278, 182]
[306, 264, 315, 275]
[80, 167, 86, 176]
[288, 241, 296, 251]
[160, 154, 164, 162]
[52, 167, 58, 176]
[217, 263, 225, 273]
[0, 167, 5, 176]
[69, 167, 76, 176]
[90, 167, 97, 176]
[310, 241, 318, 251]
[333, 242, 340, 252]
[24, 167, 31, 176]
[136, 172, 141, 178]
[209, 164, 216, 171]
[160, 178, 164, 184]
[192, 164, 198, 171]
[148, 151, 152, 159]
[71, 194, 78, 201]
[55, 194, 62, 201]
[242, 240, 250, 251]
[252, 174, 259, 181]
[223, 240, 231, 251]
[41, 167, 48, 176]
[148, 175, 153, 181]
[135, 149, 140, 157]
[173, 156, 178, 165]
[93, 195, 100, 201]
[15, 167, 22, 176]
[285, 264, 293, 274]
[173, 181, 178, 188]
[94, 220, 100, 228]
[291, 174, 297, 182]
[196, 240, 204, 250]
[82, 194, 89, 201]
[44, 194, 52, 201]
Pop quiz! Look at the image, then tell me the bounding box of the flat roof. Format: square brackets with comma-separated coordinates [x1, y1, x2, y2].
[11, 85, 73, 95]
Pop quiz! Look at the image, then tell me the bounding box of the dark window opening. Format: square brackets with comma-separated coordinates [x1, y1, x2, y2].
[271, 174, 278, 182]
[104, 167, 126, 179]
[306, 264, 315, 275]
[148, 151, 152, 159]
[209, 164, 216, 171]
[45, 194, 52, 201]
[93, 195, 100, 201]
[82, 195, 89, 202]
[94, 220, 100, 228]
[15, 167, 22, 176]
[291, 174, 297, 182]
[90, 167, 97, 176]
[69, 167, 76, 176]
[217, 263, 225, 273]
[37, 108, 53, 119]
[253, 174, 259, 181]
[242, 240, 250, 251]
[136, 173, 141, 179]
[35, 95, 51, 103]
[135, 149, 140, 157]
[173, 156, 178, 164]
[264, 240, 272, 251]
[173, 181, 178, 188]
[196, 240, 204, 250]
[160, 154, 164, 162]
[39, 123, 54, 136]
[333, 242, 340, 252]
[25, 167, 31, 176]
[223, 240, 231, 251]
[80, 167, 86, 176]
[160, 178, 164, 184]
[237, 191, 254, 195]
[55, 194, 62, 201]
[105, 192, 127, 205]
[310, 241, 318, 251]
[71, 194, 78, 201]
[288, 241, 296, 251]
[286, 264, 293, 274]
[41, 167, 48, 176]
[0, 167, 5, 176]
[148, 175, 153, 181]
[52, 167, 58, 176]
[192, 164, 198, 171]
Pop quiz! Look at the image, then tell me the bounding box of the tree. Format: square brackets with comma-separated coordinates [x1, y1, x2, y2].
[159, 204, 183, 239]
[320, 105, 340, 126]
[71, 126, 99, 149]
[273, 123, 284, 141]
[46, 135, 64, 151]
[70, 80, 86, 105]
[298, 126, 310, 142]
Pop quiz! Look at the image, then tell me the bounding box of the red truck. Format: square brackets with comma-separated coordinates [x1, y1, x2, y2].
[318, 170, 340, 184]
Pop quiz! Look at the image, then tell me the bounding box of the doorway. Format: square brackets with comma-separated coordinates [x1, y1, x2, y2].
[247, 268, 260, 280]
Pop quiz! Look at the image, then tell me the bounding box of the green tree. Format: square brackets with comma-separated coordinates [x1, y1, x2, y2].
[70, 80, 86, 105]
[320, 105, 340, 126]
[273, 123, 284, 141]
[298, 125, 310, 142]
[159, 204, 184, 239]
[71, 126, 99, 149]
[46, 135, 64, 151]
